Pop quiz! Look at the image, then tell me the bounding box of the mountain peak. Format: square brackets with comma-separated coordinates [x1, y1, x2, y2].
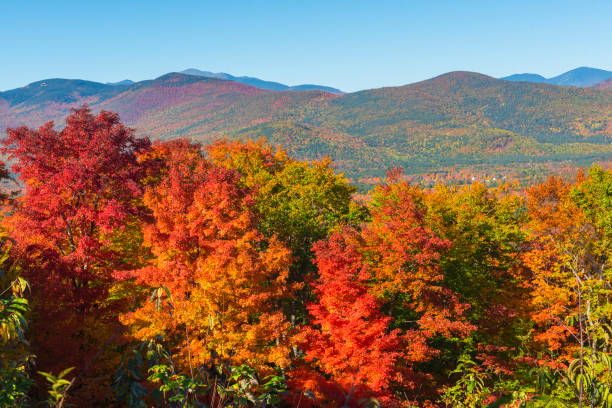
[435, 71, 495, 80]
[106, 79, 134, 86]
[419, 71, 496, 87]
[501, 73, 547, 83]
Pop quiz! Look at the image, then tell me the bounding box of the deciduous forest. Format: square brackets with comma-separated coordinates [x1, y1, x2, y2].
[2, 107, 612, 407]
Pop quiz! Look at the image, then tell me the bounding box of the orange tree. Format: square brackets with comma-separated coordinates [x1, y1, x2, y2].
[517, 170, 612, 406]
[116, 139, 296, 388]
[291, 229, 402, 407]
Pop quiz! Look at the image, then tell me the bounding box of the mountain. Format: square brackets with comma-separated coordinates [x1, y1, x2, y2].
[547, 67, 612, 87]
[501, 73, 547, 83]
[180, 68, 343, 94]
[592, 77, 612, 90]
[2, 71, 612, 186]
[502, 67, 612, 87]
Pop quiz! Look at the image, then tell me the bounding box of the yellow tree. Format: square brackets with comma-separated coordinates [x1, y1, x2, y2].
[522, 172, 612, 406]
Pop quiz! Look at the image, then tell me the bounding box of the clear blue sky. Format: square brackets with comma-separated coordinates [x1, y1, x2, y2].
[1, 0, 611, 92]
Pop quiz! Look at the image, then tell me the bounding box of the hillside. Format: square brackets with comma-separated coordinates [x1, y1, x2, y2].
[2, 71, 612, 185]
[592, 77, 612, 89]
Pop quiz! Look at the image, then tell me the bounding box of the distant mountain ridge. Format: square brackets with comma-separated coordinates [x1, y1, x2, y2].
[502, 67, 612, 87]
[180, 68, 343, 94]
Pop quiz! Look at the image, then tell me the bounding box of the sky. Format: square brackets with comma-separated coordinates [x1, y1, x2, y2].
[1, 0, 612, 93]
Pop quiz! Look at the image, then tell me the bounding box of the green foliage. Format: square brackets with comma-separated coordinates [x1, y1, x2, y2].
[441, 355, 491, 408]
[38, 367, 75, 408]
[115, 336, 289, 408]
[0, 249, 34, 408]
[218, 364, 288, 408]
[0, 293, 28, 343]
[147, 364, 207, 408]
[565, 350, 612, 407]
[113, 335, 173, 407]
[0, 360, 33, 408]
[510, 366, 573, 407]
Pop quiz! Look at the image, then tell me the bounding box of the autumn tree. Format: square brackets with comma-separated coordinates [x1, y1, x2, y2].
[116, 139, 296, 388]
[520, 171, 612, 406]
[523, 176, 585, 362]
[1, 106, 151, 404]
[423, 182, 531, 396]
[296, 171, 476, 406]
[292, 230, 402, 407]
[363, 172, 475, 403]
[207, 139, 365, 281]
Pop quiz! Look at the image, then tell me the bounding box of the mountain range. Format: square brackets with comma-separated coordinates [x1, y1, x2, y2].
[97, 69, 342, 93]
[180, 69, 343, 93]
[2, 69, 612, 186]
[501, 67, 612, 87]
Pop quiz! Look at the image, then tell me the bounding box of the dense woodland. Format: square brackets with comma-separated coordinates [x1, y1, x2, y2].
[2, 107, 612, 407]
[4, 72, 612, 188]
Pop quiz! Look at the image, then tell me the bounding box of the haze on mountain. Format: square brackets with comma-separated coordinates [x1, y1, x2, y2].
[502, 67, 612, 87]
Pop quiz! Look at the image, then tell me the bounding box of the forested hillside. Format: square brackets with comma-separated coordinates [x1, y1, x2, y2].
[2, 108, 612, 407]
[2, 72, 612, 186]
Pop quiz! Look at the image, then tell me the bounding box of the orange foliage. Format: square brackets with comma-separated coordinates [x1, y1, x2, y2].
[116, 139, 296, 376]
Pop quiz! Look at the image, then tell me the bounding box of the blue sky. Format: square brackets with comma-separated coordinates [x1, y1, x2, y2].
[1, 0, 611, 92]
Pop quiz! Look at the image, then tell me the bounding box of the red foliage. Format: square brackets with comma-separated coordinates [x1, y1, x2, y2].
[1, 106, 151, 402]
[295, 230, 402, 407]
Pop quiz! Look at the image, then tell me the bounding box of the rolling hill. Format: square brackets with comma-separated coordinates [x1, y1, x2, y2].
[502, 67, 612, 87]
[2, 71, 612, 186]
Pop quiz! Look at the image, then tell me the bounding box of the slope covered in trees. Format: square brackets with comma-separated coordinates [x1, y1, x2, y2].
[2, 72, 612, 186]
[3, 108, 612, 407]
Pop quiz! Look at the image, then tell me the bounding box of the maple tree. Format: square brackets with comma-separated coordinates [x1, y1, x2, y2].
[1, 106, 151, 404]
[522, 175, 589, 363]
[295, 171, 477, 406]
[293, 229, 402, 407]
[363, 173, 476, 403]
[423, 182, 531, 391]
[116, 139, 296, 386]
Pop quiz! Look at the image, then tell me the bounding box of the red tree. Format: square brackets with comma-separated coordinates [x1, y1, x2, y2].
[294, 229, 402, 407]
[2, 106, 151, 403]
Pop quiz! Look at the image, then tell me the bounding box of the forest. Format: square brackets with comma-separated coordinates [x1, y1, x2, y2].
[2, 106, 612, 407]
[4, 71, 612, 188]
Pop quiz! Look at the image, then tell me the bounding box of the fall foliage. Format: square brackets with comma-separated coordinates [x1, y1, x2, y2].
[2, 108, 612, 407]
